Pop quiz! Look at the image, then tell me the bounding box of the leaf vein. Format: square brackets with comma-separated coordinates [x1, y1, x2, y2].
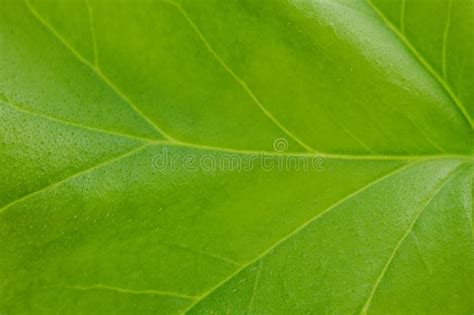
[85, 0, 98, 66]
[0, 145, 148, 215]
[24, 0, 177, 140]
[400, 0, 406, 34]
[64, 283, 198, 300]
[161, 0, 315, 152]
[359, 165, 463, 314]
[0, 97, 467, 163]
[153, 141, 470, 161]
[182, 161, 419, 314]
[366, 0, 473, 128]
[442, 0, 452, 80]
[247, 260, 263, 314]
[0, 93, 158, 143]
[165, 242, 241, 267]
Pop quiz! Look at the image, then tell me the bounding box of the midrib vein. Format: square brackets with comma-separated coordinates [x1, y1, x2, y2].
[3, 94, 468, 162]
[21, 0, 472, 160]
[0, 134, 468, 215]
[366, 0, 473, 129]
[24, 0, 176, 141]
[7, 3, 470, 312]
[163, 141, 471, 161]
[359, 165, 463, 314]
[24, 0, 312, 152]
[181, 161, 421, 314]
[400, 0, 406, 34]
[161, 0, 315, 153]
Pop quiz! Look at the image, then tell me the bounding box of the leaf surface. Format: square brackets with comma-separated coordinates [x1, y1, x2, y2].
[0, 0, 472, 314]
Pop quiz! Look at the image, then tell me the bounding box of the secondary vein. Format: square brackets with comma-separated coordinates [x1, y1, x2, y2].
[182, 161, 419, 314]
[1, 94, 157, 143]
[400, 0, 406, 34]
[247, 260, 263, 314]
[22, 0, 472, 158]
[0, 145, 148, 215]
[24, 0, 177, 141]
[85, 0, 98, 66]
[1, 96, 469, 161]
[359, 164, 463, 314]
[366, 0, 473, 129]
[441, 0, 452, 80]
[161, 0, 316, 153]
[64, 283, 198, 300]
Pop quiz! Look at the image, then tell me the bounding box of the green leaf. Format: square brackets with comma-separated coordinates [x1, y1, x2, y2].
[0, 0, 472, 314]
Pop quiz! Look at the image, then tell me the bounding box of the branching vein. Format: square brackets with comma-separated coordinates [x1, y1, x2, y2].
[0, 145, 149, 215]
[24, 0, 176, 141]
[1, 94, 469, 163]
[366, 0, 473, 128]
[160, 0, 315, 153]
[182, 161, 420, 313]
[359, 165, 462, 314]
[0, 93, 156, 143]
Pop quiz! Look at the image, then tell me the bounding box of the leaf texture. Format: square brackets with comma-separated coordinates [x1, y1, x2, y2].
[0, 0, 472, 314]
